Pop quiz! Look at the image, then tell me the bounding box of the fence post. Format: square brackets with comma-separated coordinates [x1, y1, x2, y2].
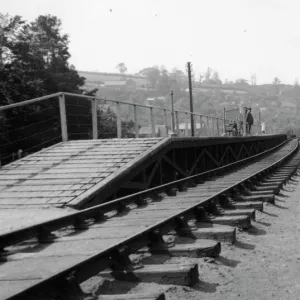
[91, 98, 98, 139]
[170, 91, 175, 136]
[193, 113, 196, 136]
[258, 110, 261, 135]
[134, 105, 139, 138]
[116, 101, 121, 138]
[59, 93, 68, 142]
[200, 115, 203, 137]
[217, 118, 219, 136]
[163, 109, 168, 137]
[175, 111, 179, 136]
[185, 113, 189, 136]
[223, 107, 226, 135]
[242, 106, 246, 135]
[206, 116, 209, 136]
[212, 117, 215, 136]
[150, 107, 155, 137]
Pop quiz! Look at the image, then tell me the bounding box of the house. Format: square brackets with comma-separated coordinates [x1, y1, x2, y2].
[138, 125, 168, 137]
[103, 79, 136, 91]
[78, 71, 151, 87]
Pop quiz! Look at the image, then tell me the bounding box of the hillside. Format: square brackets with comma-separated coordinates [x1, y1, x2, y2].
[80, 71, 300, 135]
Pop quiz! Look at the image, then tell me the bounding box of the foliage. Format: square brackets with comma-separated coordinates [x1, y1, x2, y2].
[0, 14, 85, 164]
[1, 14, 85, 104]
[116, 62, 127, 74]
[97, 107, 135, 138]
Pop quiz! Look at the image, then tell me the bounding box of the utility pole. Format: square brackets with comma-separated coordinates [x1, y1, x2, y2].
[169, 91, 176, 137]
[187, 62, 195, 136]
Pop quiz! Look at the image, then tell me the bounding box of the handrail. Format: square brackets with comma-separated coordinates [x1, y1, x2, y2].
[0, 90, 260, 165]
[0, 92, 62, 111]
[62, 92, 227, 121]
[0, 91, 230, 122]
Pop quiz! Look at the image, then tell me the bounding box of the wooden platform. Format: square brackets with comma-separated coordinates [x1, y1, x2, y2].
[0, 138, 165, 209]
[0, 135, 286, 214]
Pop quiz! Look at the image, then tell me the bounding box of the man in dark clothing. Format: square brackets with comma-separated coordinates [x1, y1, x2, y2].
[232, 121, 238, 136]
[246, 108, 254, 135]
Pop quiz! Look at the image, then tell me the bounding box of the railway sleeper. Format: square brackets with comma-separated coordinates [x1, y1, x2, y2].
[166, 224, 236, 244]
[96, 292, 166, 300]
[100, 263, 199, 286]
[197, 214, 251, 229]
[233, 194, 274, 203]
[142, 239, 221, 258]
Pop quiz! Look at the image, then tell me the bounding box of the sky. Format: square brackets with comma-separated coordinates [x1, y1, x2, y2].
[2, 0, 300, 84]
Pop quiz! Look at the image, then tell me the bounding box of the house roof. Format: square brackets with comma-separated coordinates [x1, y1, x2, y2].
[104, 81, 127, 86]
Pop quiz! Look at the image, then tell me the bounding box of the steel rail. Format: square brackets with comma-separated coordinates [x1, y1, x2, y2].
[4, 139, 298, 300]
[0, 139, 292, 250]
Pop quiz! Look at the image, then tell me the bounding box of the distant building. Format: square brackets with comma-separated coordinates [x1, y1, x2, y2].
[78, 71, 151, 88]
[103, 79, 137, 91]
[139, 125, 168, 137]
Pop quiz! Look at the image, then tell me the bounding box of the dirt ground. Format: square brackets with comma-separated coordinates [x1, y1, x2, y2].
[82, 176, 300, 300]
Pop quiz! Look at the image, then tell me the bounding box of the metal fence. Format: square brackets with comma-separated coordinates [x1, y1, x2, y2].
[0, 92, 261, 166]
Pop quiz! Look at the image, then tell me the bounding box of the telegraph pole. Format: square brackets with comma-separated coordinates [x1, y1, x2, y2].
[169, 90, 176, 137]
[187, 62, 195, 136]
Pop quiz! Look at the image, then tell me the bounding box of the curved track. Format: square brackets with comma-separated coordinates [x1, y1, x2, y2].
[1, 138, 299, 300]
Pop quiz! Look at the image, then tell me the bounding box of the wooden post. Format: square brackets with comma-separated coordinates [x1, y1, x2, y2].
[223, 107, 226, 135]
[91, 98, 98, 139]
[206, 116, 209, 136]
[116, 101, 121, 138]
[200, 115, 203, 136]
[217, 118, 219, 136]
[164, 109, 168, 137]
[170, 91, 175, 134]
[175, 111, 179, 136]
[59, 93, 68, 142]
[258, 110, 261, 135]
[150, 107, 155, 137]
[185, 113, 189, 136]
[134, 105, 139, 138]
[241, 106, 246, 135]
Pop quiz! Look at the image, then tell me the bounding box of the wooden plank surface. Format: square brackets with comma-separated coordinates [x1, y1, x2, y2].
[0, 138, 164, 209]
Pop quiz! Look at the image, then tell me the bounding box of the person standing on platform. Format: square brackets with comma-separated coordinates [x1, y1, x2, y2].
[246, 108, 254, 135]
[261, 122, 266, 134]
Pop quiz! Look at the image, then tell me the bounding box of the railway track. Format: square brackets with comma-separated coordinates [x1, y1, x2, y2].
[0, 138, 299, 300]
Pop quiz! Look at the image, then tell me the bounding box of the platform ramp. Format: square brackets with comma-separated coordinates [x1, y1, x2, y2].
[0, 138, 166, 209]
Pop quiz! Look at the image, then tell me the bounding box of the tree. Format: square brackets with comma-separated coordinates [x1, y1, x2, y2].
[97, 107, 135, 138]
[251, 74, 256, 86]
[0, 14, 85, 164]
[199, 74, 204, 83]
[235, 79, 249, 85]
[138, 66, 160, 88]
[116, 62, 127, 74]
[212, 72, 222, 85]
[273, 77, 281, 85]
[0, 14, 84, 105]
[272, 77, 281, 96]
[205, 67, 212, 80]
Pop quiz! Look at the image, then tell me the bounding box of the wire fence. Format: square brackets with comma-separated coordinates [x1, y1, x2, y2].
[0, 96, 61, 165]
[0, 92, 262, 166]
